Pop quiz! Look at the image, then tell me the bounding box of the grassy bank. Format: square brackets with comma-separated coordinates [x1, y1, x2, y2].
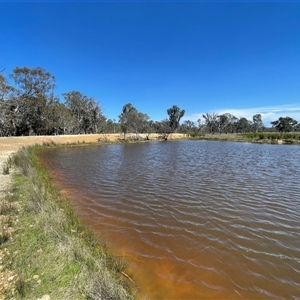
[0, 146, 134, 299]
[242, 132, 300, 143]
[187, 132, 300, 144]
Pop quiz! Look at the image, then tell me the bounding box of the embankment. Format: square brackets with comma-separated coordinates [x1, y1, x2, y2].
[0, 134, 146, 299]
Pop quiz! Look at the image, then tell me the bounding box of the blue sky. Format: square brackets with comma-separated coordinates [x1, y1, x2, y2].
[1, 1, 300, 126]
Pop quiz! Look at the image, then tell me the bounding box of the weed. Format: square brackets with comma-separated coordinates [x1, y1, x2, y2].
[4, 215, 14, 227]
[0, 201, 17, 215]
[15, 275, 28, 298]
[0, 230, 9, 245]
[188, 131, 204, 138]
[2, 163, 10, 174]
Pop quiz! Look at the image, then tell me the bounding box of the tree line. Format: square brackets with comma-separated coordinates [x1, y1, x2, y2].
[0, 66, 299, 137]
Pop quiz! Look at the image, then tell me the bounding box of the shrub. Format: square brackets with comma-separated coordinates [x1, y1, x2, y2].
[188, 131, 204, 138]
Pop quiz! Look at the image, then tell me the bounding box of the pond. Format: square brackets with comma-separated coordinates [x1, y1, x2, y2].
[37, 140, 300, 299]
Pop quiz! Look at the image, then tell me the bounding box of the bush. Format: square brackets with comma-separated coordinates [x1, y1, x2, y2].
[188, 131, 203, 138]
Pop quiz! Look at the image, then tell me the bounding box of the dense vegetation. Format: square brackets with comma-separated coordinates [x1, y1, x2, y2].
[1, 66, 299, 137]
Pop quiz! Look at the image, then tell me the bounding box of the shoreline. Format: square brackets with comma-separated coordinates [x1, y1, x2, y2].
[0, 134, 142, 299]
[0, 132, 299, 298]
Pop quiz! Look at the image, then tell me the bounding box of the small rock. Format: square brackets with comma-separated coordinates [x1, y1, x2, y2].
[41, 295, 50, 300]
[33, 275, 39, 280]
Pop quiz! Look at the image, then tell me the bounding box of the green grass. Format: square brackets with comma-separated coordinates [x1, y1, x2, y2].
[1, 146, 134, 299]
[242, 132, 300, 142]
[187, 131, 204, 139]
[197, 132, 300, 144]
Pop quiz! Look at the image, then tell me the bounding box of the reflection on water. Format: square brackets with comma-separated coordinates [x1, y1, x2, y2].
[38, 141, 300, 299]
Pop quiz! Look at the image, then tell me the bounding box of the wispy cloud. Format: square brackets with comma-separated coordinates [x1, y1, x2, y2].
[184, 104, 300, 126]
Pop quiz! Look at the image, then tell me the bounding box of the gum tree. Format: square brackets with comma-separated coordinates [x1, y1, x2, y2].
[252, 114, 263, 132]
[119, 103, 138, 138]
[271, 116, 298, 133]
[11, 66, 56, 135]
[167, 105, 185, 133]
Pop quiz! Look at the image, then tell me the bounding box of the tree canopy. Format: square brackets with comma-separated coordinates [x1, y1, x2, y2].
[167, 105, 185, 133]
[0, 66, 299, 138]
[271, 117, 298, 133]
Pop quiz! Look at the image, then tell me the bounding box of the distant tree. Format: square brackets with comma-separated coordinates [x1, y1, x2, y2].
[86, 98, 106, 133]
[167, 105, 185, 133]
[0, 73, 15, 136]
[10, 66, 56, 135]
[0, 99, 19, 136]
[156, 118, 172, 140]
[0, 73, 14, 101]
[1, 66, 109, 136]
[216, 113, 238, 134]
[63, 91, 87, 129]
[271, 116, 298, 133]
[11, 67, 55, 98]
[118, 103, 138, 138]
[202, 112, 219, 134]
[105, 119, 115, 133]
[118, 103, 152, 139]
[252, 114, 263, 132]
[236, 117, 251, 133]
[180, 120, 196, 133]
[135, 112, 151, 135]
[63, 91, 104, 134]
[55, 103, 76, 134]
[294, 123, 300, 132]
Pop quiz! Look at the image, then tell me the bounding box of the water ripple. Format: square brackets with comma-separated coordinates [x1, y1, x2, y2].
[38, 140, 300, 299]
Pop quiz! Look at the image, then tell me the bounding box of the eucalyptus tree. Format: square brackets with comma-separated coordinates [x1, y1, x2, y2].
[10, 66, 56, 135]
[217, 113, 238, 133]
[271, 116, 298, 133]
[217, 114, 229, 133]
[43, 97, 76, 135]
[0, 98, 19, 136]
[106, 119, 121, 134]
[118, 103, 151, 139]
[202, 112, 219, 134]
[135, 112, 151, 136]
[55, 103, 76, 134]
[86, 98, 106, 133]
[294, 123, 300, 132]
[63, 91, 87, 131]
[236, 117, 251, 133]
[118, 103, 137, 138]
[180, 120, 196, 133]
[252, 114, 264, 132]
[167, 105, 185, 133]
[0, 73, 14, 101]
[0, 74, 13, 135]
[63, 91, 104, 134]
[156, 118, 172, 140]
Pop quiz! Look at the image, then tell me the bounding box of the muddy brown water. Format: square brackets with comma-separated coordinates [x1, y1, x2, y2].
[37, 140, 300, 299]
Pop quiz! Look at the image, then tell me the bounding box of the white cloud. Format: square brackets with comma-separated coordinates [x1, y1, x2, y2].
[183, 104, 300, 126]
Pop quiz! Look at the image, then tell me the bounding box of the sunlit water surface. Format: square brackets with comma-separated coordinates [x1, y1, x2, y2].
[37, 141, 300, 299]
